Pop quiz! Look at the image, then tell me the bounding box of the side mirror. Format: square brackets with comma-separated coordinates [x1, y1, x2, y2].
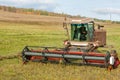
[98, 25, 104, 29]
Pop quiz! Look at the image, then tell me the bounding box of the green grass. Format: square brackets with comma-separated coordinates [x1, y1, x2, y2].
[0, 21, 66, 56]
[0, 21, 120, 80]
[105, 23, 120, 54]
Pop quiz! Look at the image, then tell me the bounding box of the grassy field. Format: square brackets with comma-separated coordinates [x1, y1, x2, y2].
[0, 21, 120, 80]
[0, 21, 65, 56]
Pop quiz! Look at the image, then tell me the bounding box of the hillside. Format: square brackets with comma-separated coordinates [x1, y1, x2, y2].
[0, 10, 70, 23]
[0, 5, 120, 24]
[0, 5, 79, 24]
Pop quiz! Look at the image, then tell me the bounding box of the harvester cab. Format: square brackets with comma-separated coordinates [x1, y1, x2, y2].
[71, 21, 94, 42]
[63, 19, 106, 52]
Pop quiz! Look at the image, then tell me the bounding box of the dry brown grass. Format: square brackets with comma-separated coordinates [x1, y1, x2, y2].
[0, 58, 120, 80]
[0, 10, 73, 24]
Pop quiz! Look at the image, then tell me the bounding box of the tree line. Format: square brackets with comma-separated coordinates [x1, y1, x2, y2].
[94, 18, 120, 24]
[0, 5, 74, 17]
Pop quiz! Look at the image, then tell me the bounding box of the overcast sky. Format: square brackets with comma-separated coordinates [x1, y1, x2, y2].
[0, 0, 120, 21]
